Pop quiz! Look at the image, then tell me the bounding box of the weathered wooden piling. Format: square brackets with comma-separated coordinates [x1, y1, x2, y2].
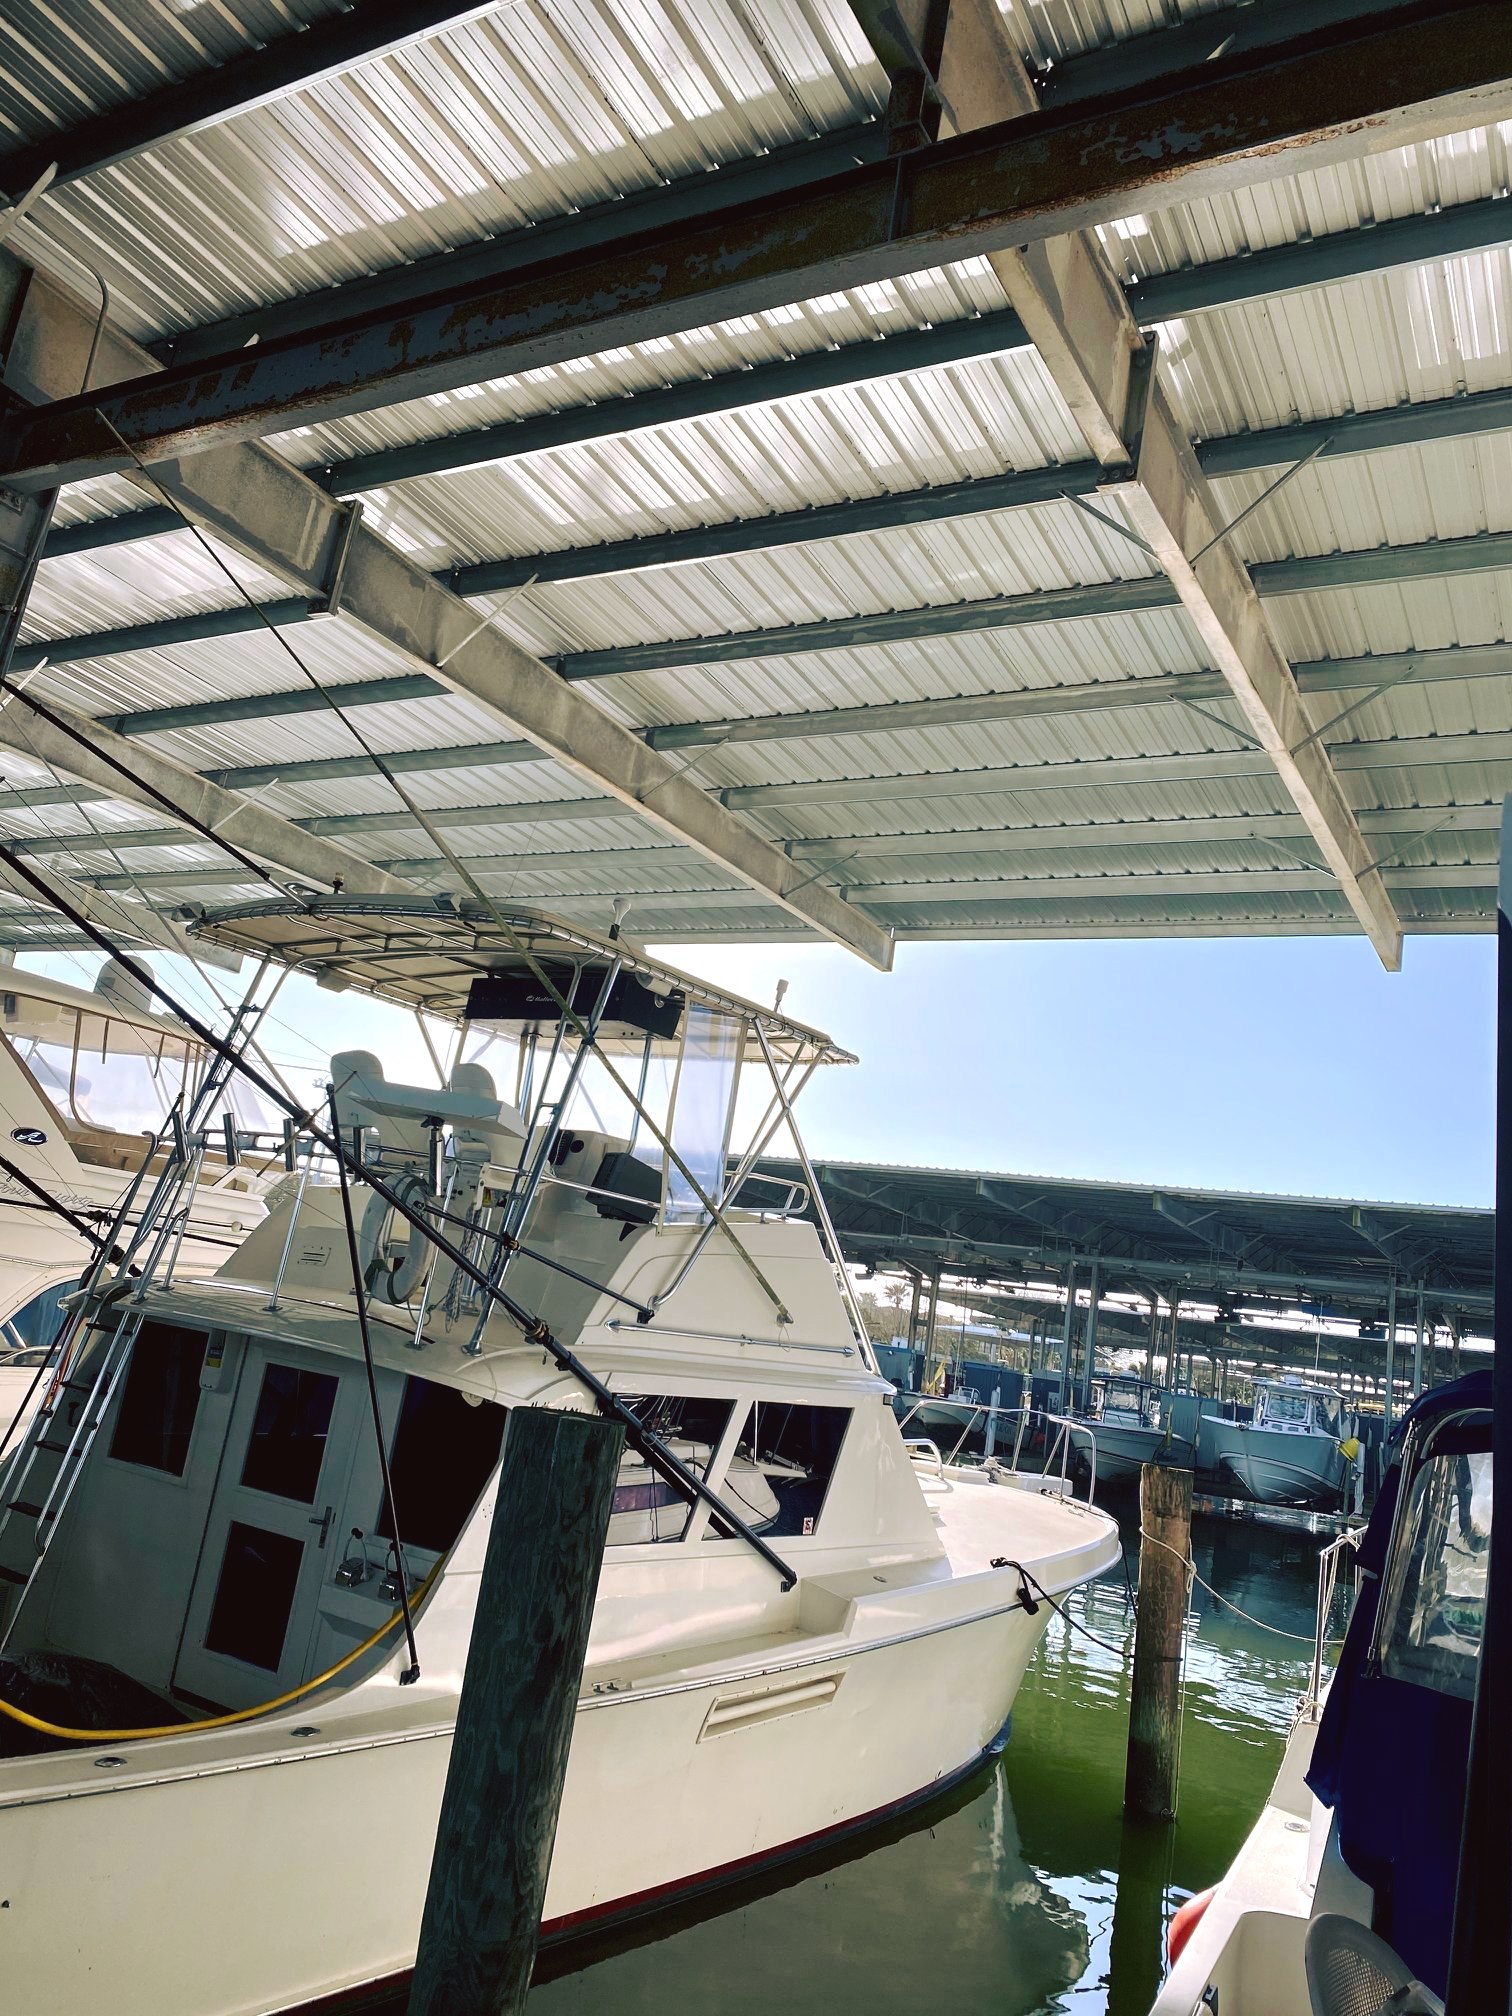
[1123, 1460, 1192, 1823]
[407, 1406, 624, 2016]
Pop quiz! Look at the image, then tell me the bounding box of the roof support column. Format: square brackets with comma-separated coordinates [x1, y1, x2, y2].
[1081, 1260, 1101, 1415]
[861, 0, 1404, 970]
[1059, 1262, 1077, 1415]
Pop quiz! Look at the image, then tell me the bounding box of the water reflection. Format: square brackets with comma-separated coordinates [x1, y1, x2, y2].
[356, 1510, 1321, 2016]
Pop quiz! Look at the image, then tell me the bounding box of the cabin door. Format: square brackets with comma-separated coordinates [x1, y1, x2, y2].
[173, 1340, 364, 1710]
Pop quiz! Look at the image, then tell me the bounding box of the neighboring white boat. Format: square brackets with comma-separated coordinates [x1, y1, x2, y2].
[0, 901, 1120, 2016]
[0, 957, 273, 1453]
[1153, 1373, 1488, 2015]
[1200, 1378, 1352, 1507]
[1076, 1377, 1194, 1486]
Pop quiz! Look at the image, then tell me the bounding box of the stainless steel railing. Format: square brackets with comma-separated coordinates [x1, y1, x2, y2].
[896, 1394, 1099, 1503]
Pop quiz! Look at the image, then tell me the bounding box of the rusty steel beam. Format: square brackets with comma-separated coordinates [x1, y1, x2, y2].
[2, 0, 1509, 490]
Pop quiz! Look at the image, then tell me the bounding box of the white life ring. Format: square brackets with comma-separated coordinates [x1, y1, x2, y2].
[359, 1170, 435, 1305]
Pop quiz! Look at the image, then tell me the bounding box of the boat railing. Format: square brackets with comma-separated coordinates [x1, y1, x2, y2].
[1307, 1525, 1365, 1715]
[895, 1395, 1098, 1504]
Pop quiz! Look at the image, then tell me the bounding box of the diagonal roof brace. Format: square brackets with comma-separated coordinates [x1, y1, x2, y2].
[0, 253, 893, 970]
[874, 0, 1404, 969]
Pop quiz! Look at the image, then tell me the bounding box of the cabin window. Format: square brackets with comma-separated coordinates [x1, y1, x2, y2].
[204, 1521, 305, 1671]
[240, 1364, 339, 1504]
[710, 1401, 852, 1541]
[377, 1378, 508, 1555]
[609, 1394, 735, 1544]
[1379, 1444, 1491, 1701]
[1262, 1390, 1312, 1427]
[108, 1322, 209, 1476]
[2, 1277, 79, 1356]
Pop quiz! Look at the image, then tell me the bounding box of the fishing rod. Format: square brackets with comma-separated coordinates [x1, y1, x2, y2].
[0, 843, 797, 1589]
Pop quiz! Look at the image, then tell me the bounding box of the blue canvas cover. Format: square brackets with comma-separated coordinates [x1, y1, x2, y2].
[1306, 1371, 1491, 1995]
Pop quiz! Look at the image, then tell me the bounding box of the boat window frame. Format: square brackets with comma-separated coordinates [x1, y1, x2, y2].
[1368, 1402, 1494, 1687]
[2, 987, 211, 1148]
[600, 1374, 749, 1555]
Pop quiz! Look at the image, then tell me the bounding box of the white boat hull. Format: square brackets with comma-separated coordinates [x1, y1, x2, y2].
[0, 1583, 1069, 2015]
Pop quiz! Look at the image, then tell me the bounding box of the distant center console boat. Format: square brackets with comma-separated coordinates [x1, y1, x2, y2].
[1199, 1377, 1353, 1507]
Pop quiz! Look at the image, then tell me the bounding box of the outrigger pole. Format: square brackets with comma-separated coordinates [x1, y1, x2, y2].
[0, 842, 799, 1591]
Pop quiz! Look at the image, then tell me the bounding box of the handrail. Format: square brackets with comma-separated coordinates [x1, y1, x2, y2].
[1308, 1525, 1364, 1713]
[894, 1394, 1099, 1505]
[903, 1436, 944, 1480]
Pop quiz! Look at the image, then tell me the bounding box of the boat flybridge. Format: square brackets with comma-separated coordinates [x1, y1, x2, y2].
[0, 899, 1119, 2016]
[0, 956, 274, 1443]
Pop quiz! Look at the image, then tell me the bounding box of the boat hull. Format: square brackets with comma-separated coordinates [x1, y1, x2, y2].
[1202, 1419, 1347, 1507]
[0, 1600, 1055, 2016]
[1082, 1423, 1195, 1486]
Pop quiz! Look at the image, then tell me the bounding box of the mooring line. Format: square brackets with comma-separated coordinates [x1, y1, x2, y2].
[1139, 1527, 1344, 1647]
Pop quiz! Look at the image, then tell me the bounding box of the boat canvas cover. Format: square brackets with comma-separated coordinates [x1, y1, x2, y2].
[1307, 1371, 1492, 1995]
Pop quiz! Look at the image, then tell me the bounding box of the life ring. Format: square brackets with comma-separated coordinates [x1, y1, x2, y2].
[359, 1170, 435, 1305]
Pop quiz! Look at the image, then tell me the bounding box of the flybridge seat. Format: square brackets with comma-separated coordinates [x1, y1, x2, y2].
[329, 1052, 525, 1164]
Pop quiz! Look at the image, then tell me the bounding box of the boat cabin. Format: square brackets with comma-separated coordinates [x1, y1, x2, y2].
[1089, 1376, 1165, 1429]
[0, 959, 277, 1175]
[1251, 1379, 1343, 1439]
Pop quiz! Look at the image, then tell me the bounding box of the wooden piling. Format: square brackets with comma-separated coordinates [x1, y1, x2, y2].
[1123, 1460, 1192, 1823]
[408, 1406, 624, 2016]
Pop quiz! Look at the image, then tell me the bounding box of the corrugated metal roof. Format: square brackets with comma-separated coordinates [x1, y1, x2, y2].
[2, 0, 1510, 951]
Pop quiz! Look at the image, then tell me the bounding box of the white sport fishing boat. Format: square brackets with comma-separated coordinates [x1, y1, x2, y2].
[0, 957, 273, 1444]
[1153, 1372, 1487, 2016]
[0, 900, 1119, 2016]
[1200, 1377, 1353, 1507]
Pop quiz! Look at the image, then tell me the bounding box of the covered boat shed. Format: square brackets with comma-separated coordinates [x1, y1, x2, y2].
[0, 2, 1509, 968]
[755, 1155, 1493, 1414]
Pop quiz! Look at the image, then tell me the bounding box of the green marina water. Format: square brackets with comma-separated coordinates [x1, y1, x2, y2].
[528, 1509, 1326, 2016]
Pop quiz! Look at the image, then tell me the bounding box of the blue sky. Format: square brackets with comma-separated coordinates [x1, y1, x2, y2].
[27, 931, 1494, 1209]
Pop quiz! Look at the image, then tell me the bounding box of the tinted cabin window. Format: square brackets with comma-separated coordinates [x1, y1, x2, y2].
[608, 1394, 734, 1544]
[240, 1364, 339, 1504]
[378, 1378, 508, 1554]
[108, 1323, 209, 1476]
[205, 1522, 304, 1671]
[5, 1278, 79, 1355]
[713, 1401, 852, 1540]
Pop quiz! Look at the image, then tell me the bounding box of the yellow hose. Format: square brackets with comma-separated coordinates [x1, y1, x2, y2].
[0, 1564, 441, 1746]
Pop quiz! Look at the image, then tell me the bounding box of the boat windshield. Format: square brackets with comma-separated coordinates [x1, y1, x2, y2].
[1261, 1388, 1314, 1428]
[1378, 1439, 1492, 1701]
[3, 990, 206, 1138]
